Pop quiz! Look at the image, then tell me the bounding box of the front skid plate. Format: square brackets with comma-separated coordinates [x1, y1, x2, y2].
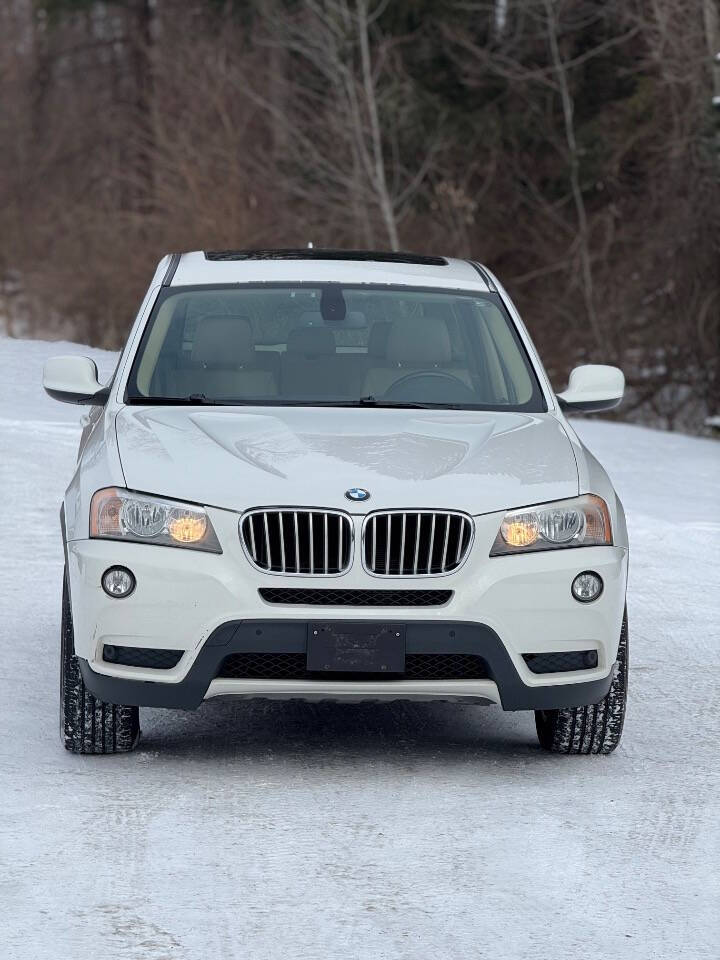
[205, 677, 499, 704]
[78, 619, 614, 712]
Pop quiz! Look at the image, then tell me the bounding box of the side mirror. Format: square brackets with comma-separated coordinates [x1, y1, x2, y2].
[557, 364, 624, 412]
[43, 356, 108, 405]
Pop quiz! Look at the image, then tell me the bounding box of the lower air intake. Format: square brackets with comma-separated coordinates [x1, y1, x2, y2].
[218, 652, 307, 680]
[216, 652, 488, 681]
[523, 651, 598, 674]
[404, 654, 488, 680]
[102, 645, 183, 669]
[258, 588, 452, 606]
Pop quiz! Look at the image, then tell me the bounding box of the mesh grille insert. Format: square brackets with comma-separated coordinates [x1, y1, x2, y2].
[219, 652, 307, 680]
[259, 588, 452, 606]
[363, 511, 473, 575]
[404, 654, 488, 680]
[216, 652, 487, 681]
[102, 645, 183, 669]
[523, 651, 598, 674]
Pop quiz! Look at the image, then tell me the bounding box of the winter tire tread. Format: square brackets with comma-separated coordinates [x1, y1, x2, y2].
[60, 573, 140, 754]
[535, 609, 628, 755]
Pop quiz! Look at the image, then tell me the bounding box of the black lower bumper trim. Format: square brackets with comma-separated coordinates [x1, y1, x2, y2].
[78, 620, 614, 712]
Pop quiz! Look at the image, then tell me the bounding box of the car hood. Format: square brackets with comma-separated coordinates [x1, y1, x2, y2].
[115, 406, 579, 516]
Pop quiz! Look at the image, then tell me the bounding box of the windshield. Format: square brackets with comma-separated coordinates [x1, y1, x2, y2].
[126, 284, 545, 411]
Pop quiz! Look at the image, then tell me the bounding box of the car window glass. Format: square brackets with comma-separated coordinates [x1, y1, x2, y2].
[127, 285, 545, 411]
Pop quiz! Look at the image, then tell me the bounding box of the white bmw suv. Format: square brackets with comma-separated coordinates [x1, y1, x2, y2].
[44, 249, 629, 755]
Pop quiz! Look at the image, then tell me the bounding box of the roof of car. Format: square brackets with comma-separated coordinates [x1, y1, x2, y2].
[160, 249, 494, 293]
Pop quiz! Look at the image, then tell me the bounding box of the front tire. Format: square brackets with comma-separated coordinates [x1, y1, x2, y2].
[60, 572, 140, 754]
[535, 609, 628, 755]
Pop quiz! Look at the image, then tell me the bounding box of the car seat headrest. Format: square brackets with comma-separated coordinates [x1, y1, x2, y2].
[192, 316, 255, 367]
[385, 315, 452, 365]
[367, 321, 391, 357]
[286, 326, 336, 357]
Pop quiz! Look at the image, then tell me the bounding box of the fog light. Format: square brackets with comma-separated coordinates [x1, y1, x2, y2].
[571, 571, 603, 603]
[102, 566, 136, 598]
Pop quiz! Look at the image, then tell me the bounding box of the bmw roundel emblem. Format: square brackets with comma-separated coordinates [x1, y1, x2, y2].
[345, 487, 371, 502]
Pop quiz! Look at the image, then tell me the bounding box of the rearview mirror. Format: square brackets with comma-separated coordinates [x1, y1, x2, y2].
[557, 364, 624, 412]
[43, 356, 108, 405]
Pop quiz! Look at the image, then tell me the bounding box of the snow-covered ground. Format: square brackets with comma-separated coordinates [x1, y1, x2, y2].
[1, 335, 719, 960]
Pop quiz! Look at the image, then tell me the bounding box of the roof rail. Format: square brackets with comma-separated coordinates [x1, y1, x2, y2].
[161, 253, 181, 286]
[467, 260, 497, 292]
[204, 248, 448, 266]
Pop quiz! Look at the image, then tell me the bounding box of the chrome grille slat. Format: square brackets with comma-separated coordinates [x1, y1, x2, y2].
[440, 514, 451, 572]
[427, 513, 436, 574]
[309, 512, 314, 573]
[323, 513, 328, 575]
[363, 510, 473, 577]
[278, 513, 286, 573]
[337, 514, 342, 572]
[248, 514, 257, 562]
[263, 513, 272, 571]
[413, 517, 422, 574]
[293, 512, 299, 570]
[455, 517, 465, 565]
[241, 509, 352, 576]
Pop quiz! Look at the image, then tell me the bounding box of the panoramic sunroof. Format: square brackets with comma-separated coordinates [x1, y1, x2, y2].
[204, 248, 448, 266]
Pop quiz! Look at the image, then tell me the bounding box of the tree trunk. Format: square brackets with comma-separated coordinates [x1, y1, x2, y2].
[357, 0, 399, 250]
[131, 0, 155, 214]
[545, 0, 604, 354]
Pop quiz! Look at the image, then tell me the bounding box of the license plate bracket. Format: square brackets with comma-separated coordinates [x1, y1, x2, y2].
[307, 622, 406, 674]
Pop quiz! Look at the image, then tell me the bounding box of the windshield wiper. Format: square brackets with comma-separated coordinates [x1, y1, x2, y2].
[125, 394, 240, 405]
[125, 394, 463, 409]
[351, 396, 459, 409]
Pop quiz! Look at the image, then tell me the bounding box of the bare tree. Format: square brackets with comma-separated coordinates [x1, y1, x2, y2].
[246, 0, 441, 249]
[543, 0, 602, 351]
[448, 0, 640, 355]
[0, 0, 716, 430]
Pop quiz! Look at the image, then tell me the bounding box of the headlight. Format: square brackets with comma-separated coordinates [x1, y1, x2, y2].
[90, 488, 222, 553]
[490, 494, 611, 556]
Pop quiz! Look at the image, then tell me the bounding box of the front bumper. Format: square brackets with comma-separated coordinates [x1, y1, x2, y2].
[66, 506, 627, 711]
[78, 619, 615, 711]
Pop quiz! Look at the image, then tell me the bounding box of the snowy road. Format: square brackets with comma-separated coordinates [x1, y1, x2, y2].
[1, 336, 718, 960]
